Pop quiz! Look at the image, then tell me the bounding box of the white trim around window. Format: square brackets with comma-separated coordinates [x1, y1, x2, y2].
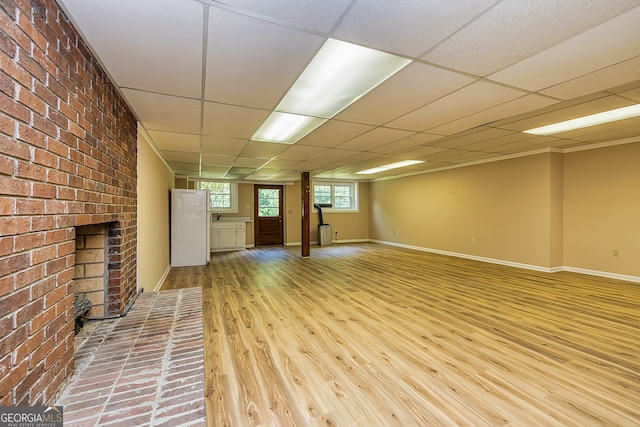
[312, 181, 358, 212]
[197, 181, 239, 213]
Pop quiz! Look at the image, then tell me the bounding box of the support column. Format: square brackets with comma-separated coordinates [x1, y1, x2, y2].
[301, 172, 310, 257]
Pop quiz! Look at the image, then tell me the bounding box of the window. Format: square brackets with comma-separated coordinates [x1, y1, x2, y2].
[257, 188, 280, 217]
[313, 181, 357, 211]
[197, 181, 238, 213]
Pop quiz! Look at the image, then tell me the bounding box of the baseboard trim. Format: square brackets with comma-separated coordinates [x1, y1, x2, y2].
[152, 264, 171, 292]
[562, 266, 640, 283]
[371, 239, 639, 283]
[370, 239, 556, 272]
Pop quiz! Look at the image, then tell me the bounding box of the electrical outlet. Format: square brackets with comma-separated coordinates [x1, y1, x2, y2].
[471, 237, 477, 244]
[613, 249, 619, 257]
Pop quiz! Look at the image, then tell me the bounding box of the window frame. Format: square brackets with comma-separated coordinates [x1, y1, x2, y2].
[197, 181, 239, 213]
[312, 181, 358, 212]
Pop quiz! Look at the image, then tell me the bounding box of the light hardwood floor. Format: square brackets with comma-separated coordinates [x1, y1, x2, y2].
[161, 243, 640, 426]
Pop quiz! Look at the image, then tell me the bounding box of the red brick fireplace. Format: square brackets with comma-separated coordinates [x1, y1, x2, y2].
[0, 0, 138, 405]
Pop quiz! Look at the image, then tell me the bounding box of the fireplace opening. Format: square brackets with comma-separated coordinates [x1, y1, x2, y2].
[73, 222, 120, 335]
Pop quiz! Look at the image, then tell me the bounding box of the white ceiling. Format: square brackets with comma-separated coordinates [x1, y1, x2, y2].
[56, 0, 640, 182]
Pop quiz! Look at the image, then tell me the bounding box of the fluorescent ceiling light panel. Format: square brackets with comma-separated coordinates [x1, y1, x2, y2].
[252, 112, 327, 144]
[356, 160, 424, 175]
[523, 103, 640, 135]
[277, 39, 411, 118]
[252, 39, 411, 144]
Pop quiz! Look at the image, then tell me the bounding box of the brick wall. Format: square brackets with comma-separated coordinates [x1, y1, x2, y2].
[0, 0, 138, 405]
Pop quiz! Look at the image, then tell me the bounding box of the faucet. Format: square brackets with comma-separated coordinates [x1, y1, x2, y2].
[216, 213, 223, 221]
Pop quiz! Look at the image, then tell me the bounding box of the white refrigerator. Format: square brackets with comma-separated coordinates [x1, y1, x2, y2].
[170, 189, 210, 267]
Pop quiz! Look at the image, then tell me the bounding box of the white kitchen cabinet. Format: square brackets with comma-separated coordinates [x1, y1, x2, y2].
[210, 221, 246, 251]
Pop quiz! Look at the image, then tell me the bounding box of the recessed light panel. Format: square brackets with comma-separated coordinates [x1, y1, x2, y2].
[356, 160, 424, 175]
[252, 112, 327, 144]
[252, 38, 411, 144]
[523, 103, 640, 135]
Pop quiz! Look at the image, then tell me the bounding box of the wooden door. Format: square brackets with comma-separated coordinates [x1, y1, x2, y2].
[254, 185, 284, 246]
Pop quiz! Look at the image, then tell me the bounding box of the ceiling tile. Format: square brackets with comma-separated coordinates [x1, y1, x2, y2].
[295, 160, 327, 171]
[423, 0, 639, 76]
[233, 157, 271, 168]
[308, 148, 362, 164]
[147, 131, 201, 153]
[264, 159, 302, 169]
[488, 6, 640, 91]
[489, 138, 570, 155]
[210, 0, 352, 33]
[202, 154, 235, 167]
[122, 89, 201, 133]
[539, 56, 640, 100]
[334, 0, 498, 57]
[60, 0, 204, 97]
[428, 94, 559, 135]
[338, 151, 382, 164]
[387, 81, 526, 131]
[461, 133, 563, 152]
[371, 133, 442, 154]
[238, 141, 289, 158]
[225, 167, 256, 179]
[272, 170, 304, 181]
[336, 63, 475, 125]
[201, 165, 230, 179]
[336, 127, 416, 151]
[202, 102, 270, 138]
[277, 145, 325, 161]
[432, 128, 516, 149]
[201, 136, 248, 156]
[162, 151, 200, 163]
[426, 149, 496, 163]
[169, 161, 200, 173]
[394, 146, 449, 159]
[618, 85, 640, 102]
[206, 8, 323, 108]
[297, 120, 374, 148]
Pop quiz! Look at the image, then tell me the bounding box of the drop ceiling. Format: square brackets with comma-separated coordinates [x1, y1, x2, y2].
[56, 0, 640, 182]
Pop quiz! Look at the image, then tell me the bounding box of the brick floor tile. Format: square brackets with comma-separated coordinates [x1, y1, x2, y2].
[159, 382, 203, 400]
[153, 410, 206, 427]
[58, 393, 109, 411]
[108, 385, 159, 404]
[112, 379, 159, 394]
[62, 405, 104, 427]
[56, 289, 205, 426]
[154, 400, 205, 422]
[98, 405, 153, 425]
[99, 413, 153, 427]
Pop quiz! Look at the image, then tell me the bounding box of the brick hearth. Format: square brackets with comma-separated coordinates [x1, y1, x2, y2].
[56, 288, 205, 426]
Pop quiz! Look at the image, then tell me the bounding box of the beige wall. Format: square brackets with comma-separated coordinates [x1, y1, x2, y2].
[368, 144, 639, 279]
[285, 182, 302, 244]
[137, 132, 174, 290]
[369, 153, 560, 268]
[549, 152, 564, 267]
[563, 142, 640, 277]
[233, 183, 255, 246]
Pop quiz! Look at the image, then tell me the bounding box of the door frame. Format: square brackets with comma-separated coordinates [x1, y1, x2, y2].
[254, 184, 284, 246]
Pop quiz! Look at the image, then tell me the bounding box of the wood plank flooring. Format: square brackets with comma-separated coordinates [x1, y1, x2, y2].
[161, 243, 640, 426]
